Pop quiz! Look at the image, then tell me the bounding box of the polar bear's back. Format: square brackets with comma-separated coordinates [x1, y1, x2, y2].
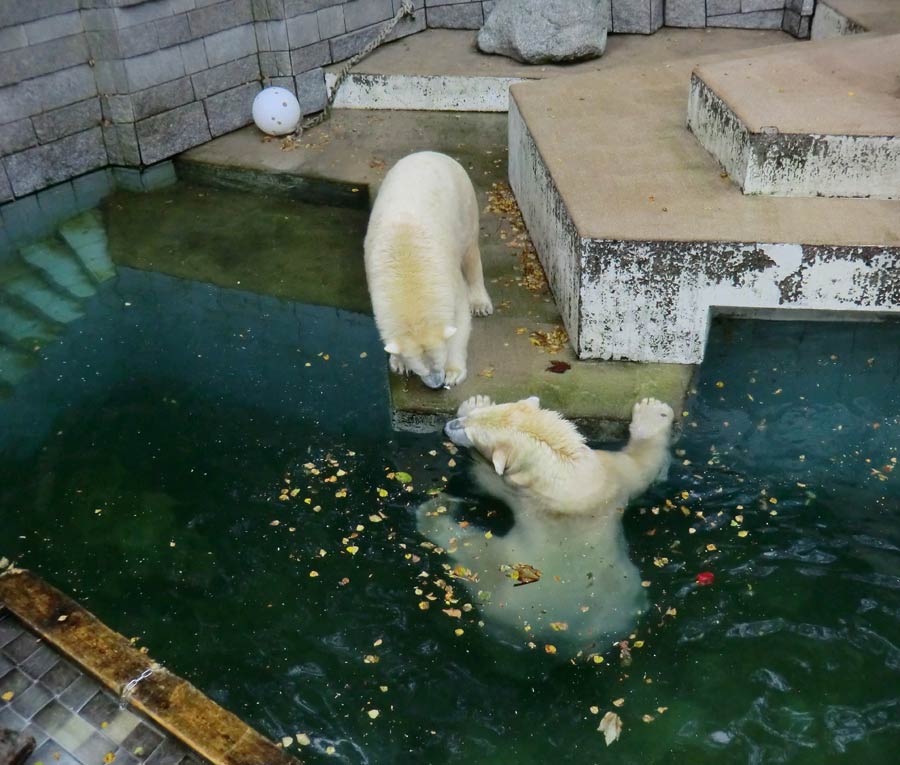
[367, 151, 478, 250]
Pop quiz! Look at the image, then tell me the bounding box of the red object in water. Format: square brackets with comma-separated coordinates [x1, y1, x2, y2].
[696, 571, 715, 586]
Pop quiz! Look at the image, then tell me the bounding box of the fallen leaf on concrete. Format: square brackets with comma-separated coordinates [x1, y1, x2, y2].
[546, 360, 571, 374]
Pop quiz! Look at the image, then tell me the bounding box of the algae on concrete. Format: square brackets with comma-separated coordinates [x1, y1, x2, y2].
[104, 183, 371, 314]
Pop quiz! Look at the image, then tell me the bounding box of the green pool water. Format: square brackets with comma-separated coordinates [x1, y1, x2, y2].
[1, 203, 898, 764]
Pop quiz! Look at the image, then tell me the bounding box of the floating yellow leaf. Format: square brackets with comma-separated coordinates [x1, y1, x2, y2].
[363, 655, 379, 664]
[104, 754, 116, 764]
[367, 709, 380, 719]
[612, 698, 625, 707]
[544, 644, 557, 654]
[346, 546, 359, 555]
[706, 544, 717, 552]
[738, 530, 749, 538]
[442, 608, 462, 619]
[592, 655, 604, 664]
[394, 471, 413, 484]
[589, 705, 600, 714]
[550, 622, 568, 632]
[309, 571, 319, 578]
[633, 640, 645, 648]
[296, 733, 311, 746]
[281, 737, 292, 748]
[454, 628, 464, 636]
[1, 691, 14, 701]
[642, 714, 655, 723]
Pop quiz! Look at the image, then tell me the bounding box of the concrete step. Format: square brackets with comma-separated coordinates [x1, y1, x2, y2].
[0, 265, 84, 325]
[0, 302, 60, 349]
[688, 33, 900, 199]
[21, 237, 97, 299]
[325, 27, 791, 112]
[58, 210, 115, 284]
[507, 47, 900, 363]
[0, 343, 35, 387]
[812, 0, 900, 39]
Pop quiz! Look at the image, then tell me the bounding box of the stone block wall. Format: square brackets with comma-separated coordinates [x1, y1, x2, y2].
[666, 0, 816, 38]
[1, 0, 817, 210]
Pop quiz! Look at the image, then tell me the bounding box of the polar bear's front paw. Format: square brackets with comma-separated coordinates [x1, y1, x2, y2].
[469, 289, 494, 317]
[457, 394, 494, 417]
[389, 354, 409, 375]
[629, 397, 674, 440]
[444, 365, 467, 387]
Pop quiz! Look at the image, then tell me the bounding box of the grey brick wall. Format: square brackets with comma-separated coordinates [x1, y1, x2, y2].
[0, 0, 815, 206]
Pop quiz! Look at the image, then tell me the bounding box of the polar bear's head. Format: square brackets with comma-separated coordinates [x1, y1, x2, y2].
[384, 324, 457, 389]
[444, 396, 587, 482]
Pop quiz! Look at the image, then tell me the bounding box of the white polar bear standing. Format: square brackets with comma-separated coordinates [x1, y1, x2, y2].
[417, 395, 674, 652]
[364, 151, 493, 389]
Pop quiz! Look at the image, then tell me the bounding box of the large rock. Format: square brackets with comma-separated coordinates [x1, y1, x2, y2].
[478, 0, 610, 64]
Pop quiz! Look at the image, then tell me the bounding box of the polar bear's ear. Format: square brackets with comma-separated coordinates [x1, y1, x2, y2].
[492, 447, 509, 476]
[384, 342, 400, 355]
[524, 396, 540, 409]
[442, 326, 458, 339]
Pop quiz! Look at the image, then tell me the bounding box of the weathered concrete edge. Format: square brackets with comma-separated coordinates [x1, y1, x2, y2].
[0, 567, 298, 765]
[687, 74, 900, 199]
[508, 93, 583, 350]
[326, 72, 526, 112]
[393, 406, 637, 442]
[578, 238, 900, 363]
[811, 1, 867, 39]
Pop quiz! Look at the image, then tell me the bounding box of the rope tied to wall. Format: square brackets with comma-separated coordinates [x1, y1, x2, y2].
[287, 0, 416, 144]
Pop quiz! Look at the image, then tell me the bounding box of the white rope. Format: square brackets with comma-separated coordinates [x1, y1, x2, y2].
[290, 1, 415, 140]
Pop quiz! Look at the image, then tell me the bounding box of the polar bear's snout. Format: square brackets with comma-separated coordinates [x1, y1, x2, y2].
[444, 417, 473, 447]
[421, 370, 446, 389]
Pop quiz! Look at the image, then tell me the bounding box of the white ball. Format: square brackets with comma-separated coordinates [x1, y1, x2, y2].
[252, 87, 302, 136]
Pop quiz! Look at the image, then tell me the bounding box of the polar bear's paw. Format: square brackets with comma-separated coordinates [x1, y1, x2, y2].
[389, 354, 409, 375]
[457, 394, 494, 417]
[444, 365, 468, 387]
[469, 289, 494, 317]
[630, 397, 674, 440]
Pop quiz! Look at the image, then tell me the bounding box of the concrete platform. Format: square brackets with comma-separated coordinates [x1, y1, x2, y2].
[179, 110, 693, 438]
[508, 50, 900, 363]
[812, 0, 900, 38]
[688, 33, 900, 198]
[325, 27, 795, 111]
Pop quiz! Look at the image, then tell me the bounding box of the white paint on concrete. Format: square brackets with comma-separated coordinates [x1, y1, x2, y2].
[811, 1, 865, 39]
[688, 75, 900, 200]
[508, 98, 582, 341]
[744, 134, 900, 199]
[686, 74, 750, 190]
[326, 72, 525, 112]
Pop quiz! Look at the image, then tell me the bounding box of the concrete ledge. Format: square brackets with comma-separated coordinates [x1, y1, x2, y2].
[326, 71, 521, 112]
[688, 34, 900, 199]
[0, 567, 296, 765]
[508, 48, 900, 364]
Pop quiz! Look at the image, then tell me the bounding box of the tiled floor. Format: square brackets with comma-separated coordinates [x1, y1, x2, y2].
[0, 607, 206, 765]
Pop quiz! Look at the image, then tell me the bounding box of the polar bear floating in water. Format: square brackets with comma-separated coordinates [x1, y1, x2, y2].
[417, 395, 673, 651]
